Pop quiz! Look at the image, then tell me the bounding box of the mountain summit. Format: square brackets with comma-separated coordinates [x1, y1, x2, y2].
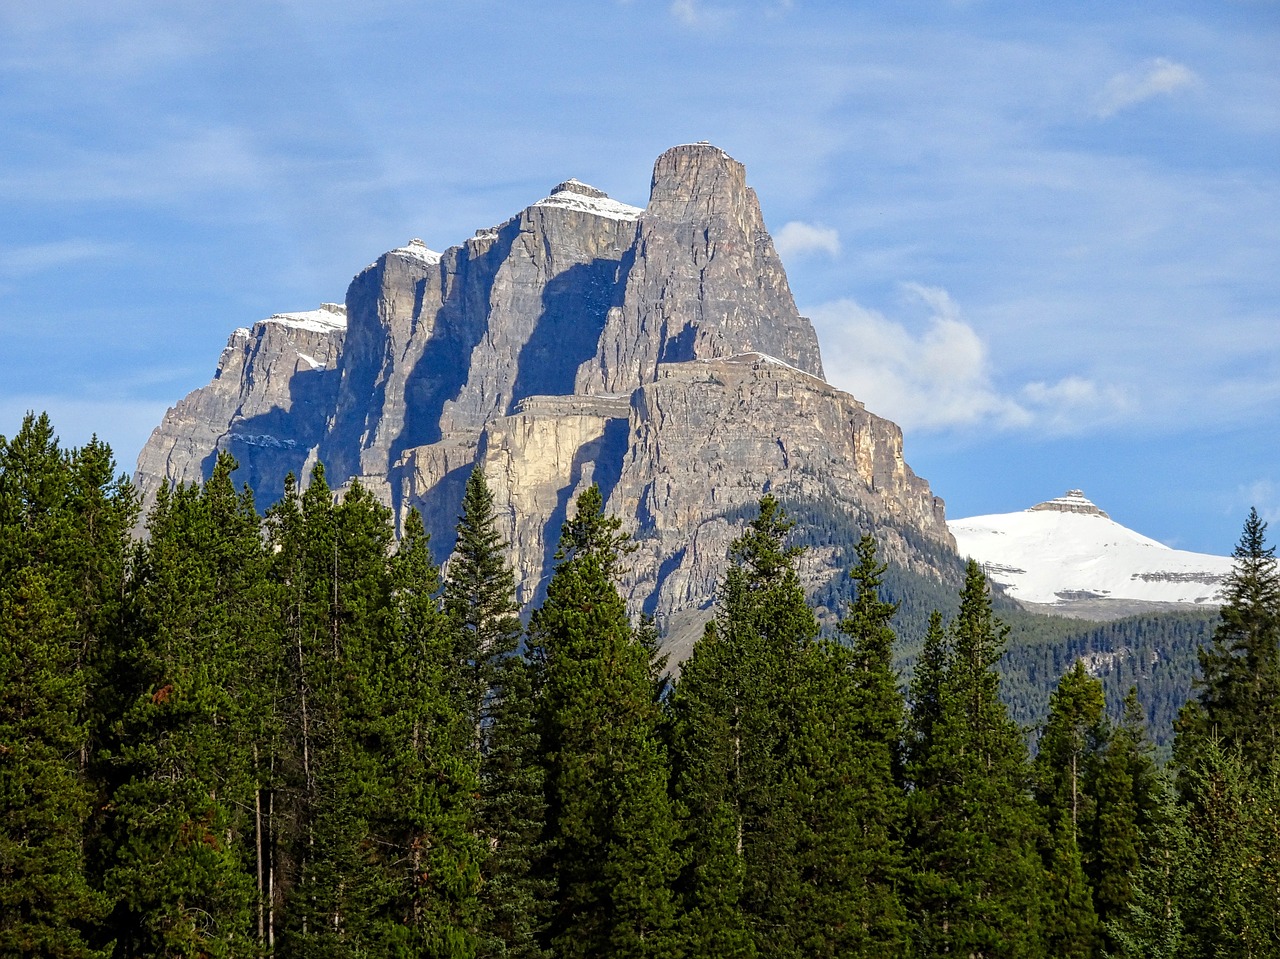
[950, 490, 1233, 616]
[135, 143, 953, 654]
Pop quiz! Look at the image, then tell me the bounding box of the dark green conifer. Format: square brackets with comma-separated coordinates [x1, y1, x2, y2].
[1083, 687, 1166, 946]
[906, 560, 1048, 958]
[0, 570, 107, 958]
[1032, 663, 1104, 958]
[101, 454, 265, 957]
[527, 485, 677, 959]
[1177, 507, 1280, 773]
[1177, 738, 1280, 956]
[0, 415, 134, 956]
[380, 508, 485, 956]
[443, 467, 550, 959]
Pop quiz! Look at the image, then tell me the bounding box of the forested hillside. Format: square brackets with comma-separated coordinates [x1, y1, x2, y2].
[3, 413, 1277, 957]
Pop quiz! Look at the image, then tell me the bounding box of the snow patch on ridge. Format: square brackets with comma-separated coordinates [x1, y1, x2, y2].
[262, 303, 348, 334]
[390, 238, 442, 264]
[534, 181, 643, 221]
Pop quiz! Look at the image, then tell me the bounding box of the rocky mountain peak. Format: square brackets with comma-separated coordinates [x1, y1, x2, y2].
[135, 144, 955, 656]
[550, 178, 608, 199]
[1029, 489, 1110, 518]
[647, 142, 750, 222]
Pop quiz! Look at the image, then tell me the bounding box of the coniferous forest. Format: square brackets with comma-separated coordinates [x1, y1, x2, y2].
[3, 412, 1279, 958]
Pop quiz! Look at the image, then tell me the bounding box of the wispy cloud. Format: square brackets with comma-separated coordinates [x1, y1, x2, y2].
[808, 284, 1131, 434]
[0, 395, 171, 468]
[774, 221, 840, 259]
[1236, 479, 1280, 528]
[669, 0, 733, 28]
[0, 239, 127, 278]
[1095, 57, 1200, 118]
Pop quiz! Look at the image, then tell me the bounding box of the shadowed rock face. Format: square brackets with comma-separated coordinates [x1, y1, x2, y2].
[135, 144, 953, 653]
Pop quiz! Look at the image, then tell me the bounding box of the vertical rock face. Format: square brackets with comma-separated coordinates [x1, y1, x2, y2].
[135, 145, 954, 653]
[575, 144, 823, 394]
[134, 304, 346, 510]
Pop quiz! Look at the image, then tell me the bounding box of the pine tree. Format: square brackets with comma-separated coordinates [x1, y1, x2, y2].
[1177, 507, 1280, 773]
[0, 570, 107, 958]
[527, 485, 677, 959]
[100, 455, 265, 957]
[379, 508, 485, 957]
[269, 468, 413, 956]
[1103, 777, 1188, 959]
[818, 534, 909, 955]
[1177, 738, 1280, 956]
[671, 500, 906, 957]
[443, 467, 550, 959]
[667, 619, 755, 959]
[0, 415, 134, 956]
[1032, 663, 1104, 958]
[1084, 687, 1167, 948]
[906, 560, 1048, 958]
[444, 466, 523, 739]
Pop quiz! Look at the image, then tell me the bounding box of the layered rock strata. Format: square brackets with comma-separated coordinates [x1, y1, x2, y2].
[136, 144, 953, 650]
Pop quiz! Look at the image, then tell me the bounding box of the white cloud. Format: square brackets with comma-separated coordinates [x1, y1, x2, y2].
[0, 239, 126, 278]
[774, 221, 840, 259]
[1236, 479, 1280, 528]
[669, 0, 732, 28]
[1095, 57, 1200, 118]
[808, 285, 1131, 434]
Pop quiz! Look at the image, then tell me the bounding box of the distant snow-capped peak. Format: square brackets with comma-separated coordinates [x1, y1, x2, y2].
[949, 490, 1233, 609]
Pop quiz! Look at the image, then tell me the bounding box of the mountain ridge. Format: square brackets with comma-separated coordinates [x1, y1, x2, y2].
[135, 143, 953, 655]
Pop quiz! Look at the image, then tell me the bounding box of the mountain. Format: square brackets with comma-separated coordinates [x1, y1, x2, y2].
[949, 490, 1233, 619]
[134, 143, 955, 656]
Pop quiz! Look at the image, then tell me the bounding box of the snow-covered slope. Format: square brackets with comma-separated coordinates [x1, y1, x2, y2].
[949, 490, 1233, 609]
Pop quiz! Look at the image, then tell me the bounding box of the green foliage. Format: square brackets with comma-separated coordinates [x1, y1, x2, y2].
[1178, 507, 1280, 773]
[528, 485, 677, 959]
[444, 468, 550, 959]
[1031, 664, 1103, 957]
[6, 414, 1279, 959]
[906, 561, 1049, 959]
[101, 454, 265, 957]
[0, 414, 134, 958]
[1177, 739, 1280, 956]
[0, 570, 107, 958]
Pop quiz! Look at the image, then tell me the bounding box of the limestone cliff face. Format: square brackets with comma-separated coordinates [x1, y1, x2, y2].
[135, 144, 955, 651]
[575, 144, 823, 394]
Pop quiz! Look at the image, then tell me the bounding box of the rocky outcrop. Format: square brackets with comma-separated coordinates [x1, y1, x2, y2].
[134, 304, 347, 507]
[135, 144, 955, 651]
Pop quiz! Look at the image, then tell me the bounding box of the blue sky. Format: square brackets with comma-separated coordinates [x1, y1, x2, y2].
[1, 1, 1276, 554]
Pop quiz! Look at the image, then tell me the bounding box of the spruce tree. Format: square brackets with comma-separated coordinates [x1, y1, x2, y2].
[527, 485, 677, 959]
[671, 501, 908, 957]
[0, 415, 134, 956]
[100, 455, 265, 957]
[906, 560, 1048, 958]
[380, 508, 485, 957]
[444, 466, 523, 738]
[1032, 663, 1104, 958]
[269, 468, 408, 956]
[0, 570, 107, 958]
[1177, 507, 1280, 772]
[443, 467, 550, 959]
[1084, 687, 1167, 948]
[1177, 738, 1280, 956]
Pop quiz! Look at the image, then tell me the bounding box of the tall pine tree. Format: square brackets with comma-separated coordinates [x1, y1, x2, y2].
[1177, 507, 1280, 773]
[527, 484, 677, 959]
[443, 467, 550, 959]
[906, 560, 1048, 958]
[1031, 663, 1104, 958]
